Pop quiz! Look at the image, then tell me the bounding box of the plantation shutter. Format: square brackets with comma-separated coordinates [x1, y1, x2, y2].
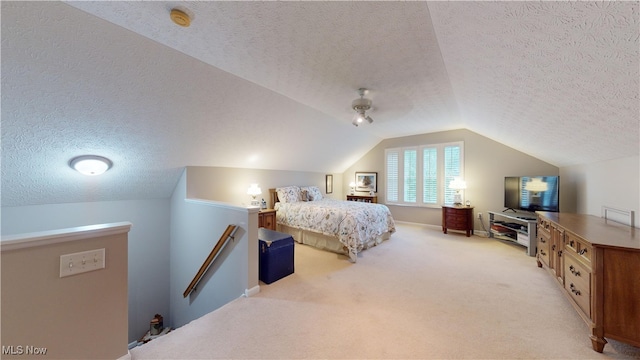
[403, 149, 417, 203]
[423, 147, 437, 204]
[443, 145, 461, 205]
[386, 149, 399, 202]
[384, 141, 463, 206]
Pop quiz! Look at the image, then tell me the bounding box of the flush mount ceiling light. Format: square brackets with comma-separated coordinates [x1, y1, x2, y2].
[170, 8, 191, 27]
[351, 88, 374, 127]
[69, 155, 112, 176]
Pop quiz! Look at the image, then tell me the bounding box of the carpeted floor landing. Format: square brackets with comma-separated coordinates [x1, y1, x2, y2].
[131, 222, 640, 359]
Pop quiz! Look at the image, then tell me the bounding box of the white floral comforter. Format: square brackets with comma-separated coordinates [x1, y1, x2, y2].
[275, 199, 396, 261]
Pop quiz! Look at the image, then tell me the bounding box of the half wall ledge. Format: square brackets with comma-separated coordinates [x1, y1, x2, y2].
[1, 221, 133, 251]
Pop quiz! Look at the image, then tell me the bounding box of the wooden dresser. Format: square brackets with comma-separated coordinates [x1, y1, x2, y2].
[346, 195, 377, 203]
[442, 205, 474, 237]
[536, 212, 640, 353]
[258, 209, 277, 231]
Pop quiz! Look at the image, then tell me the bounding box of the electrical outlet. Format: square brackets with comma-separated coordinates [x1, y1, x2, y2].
[60, 248, 105, 278]
[477, 212, 482, 219]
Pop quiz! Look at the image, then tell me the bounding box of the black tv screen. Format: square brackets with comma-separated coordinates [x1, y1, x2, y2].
[504, 176, 559, 212]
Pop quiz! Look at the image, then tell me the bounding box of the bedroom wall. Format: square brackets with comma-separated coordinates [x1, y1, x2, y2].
[170, 170, 259, 329]
[0, 199, 171, 344]
[343, 129, 561, 230]
[1, 223, 129, 359]
[186, 166, 343, 205]
[560, 155, 639, 227]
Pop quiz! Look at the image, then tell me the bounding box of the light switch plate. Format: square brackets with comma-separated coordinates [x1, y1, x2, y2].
[60, 248, 105, 278]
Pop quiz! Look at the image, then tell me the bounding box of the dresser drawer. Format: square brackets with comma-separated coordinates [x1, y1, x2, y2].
[447, 217, 468, 227]
[537, 233, 550, 266]
[564, 253, 591, 296]
[537, 217, 551, 236]
[565, 232, 592, 266]
[447, 223, 468, 230]
[564, 253, 591, 318]
[443, 208, 469, 216]
[446, 212, 467, 221]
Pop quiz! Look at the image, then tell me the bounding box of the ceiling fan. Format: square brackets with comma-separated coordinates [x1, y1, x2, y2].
[351, 88, 373, 127]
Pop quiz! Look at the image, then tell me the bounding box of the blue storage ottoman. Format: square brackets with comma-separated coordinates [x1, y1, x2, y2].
[258, 228, 295, 284]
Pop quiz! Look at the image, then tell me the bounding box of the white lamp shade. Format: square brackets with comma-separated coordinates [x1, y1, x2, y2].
[247, 184, 262, 197]
[70, 155, 112, 176]
[448, 177, 467, 190]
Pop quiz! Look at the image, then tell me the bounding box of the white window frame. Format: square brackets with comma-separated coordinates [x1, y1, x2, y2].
[385, 141, 464, 207]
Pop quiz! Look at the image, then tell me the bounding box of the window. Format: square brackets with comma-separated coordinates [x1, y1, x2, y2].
[385, 142, 463, 206]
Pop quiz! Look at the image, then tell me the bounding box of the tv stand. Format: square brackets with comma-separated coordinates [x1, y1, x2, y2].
[488, 211, 537, 256]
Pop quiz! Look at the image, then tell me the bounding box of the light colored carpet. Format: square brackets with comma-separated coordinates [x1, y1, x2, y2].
[131, 222, 640, 359]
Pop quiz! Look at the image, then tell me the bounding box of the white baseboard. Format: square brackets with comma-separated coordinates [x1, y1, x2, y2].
[395, 220, 489, 237]
[244, 285, 260, 297]
[394, 220, 440, 230]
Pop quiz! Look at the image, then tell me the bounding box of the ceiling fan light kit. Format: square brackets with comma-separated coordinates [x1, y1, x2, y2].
[351, 88, 373, 127]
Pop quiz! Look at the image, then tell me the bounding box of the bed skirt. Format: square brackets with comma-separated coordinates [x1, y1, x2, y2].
[276, 224, 391, 256]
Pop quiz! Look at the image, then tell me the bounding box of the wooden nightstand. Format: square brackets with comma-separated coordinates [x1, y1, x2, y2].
[442, 205, 474, 237]
[258, 209, 277, 231]
[346, 195, 377, 203]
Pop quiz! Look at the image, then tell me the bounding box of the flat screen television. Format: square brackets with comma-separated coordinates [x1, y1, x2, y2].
[504, 176, 559, 212]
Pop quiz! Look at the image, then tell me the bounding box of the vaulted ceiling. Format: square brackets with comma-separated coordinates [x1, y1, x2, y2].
[2, 1, 638, 207]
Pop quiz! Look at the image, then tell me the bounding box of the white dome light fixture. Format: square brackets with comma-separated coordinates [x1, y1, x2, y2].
[70, 155, 113, 176]
[351, 88, 374, 127]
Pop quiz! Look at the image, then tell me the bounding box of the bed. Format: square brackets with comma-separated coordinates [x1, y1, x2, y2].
[269, 186, 395, 262]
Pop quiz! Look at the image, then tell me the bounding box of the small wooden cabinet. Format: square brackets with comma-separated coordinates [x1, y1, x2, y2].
[346, 195, 377, 203]
[442, 205, 474, 237]
[258, 209, 277, 231]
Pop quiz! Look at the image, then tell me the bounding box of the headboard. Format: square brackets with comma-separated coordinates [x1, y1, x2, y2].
[269, 188, 279, 209]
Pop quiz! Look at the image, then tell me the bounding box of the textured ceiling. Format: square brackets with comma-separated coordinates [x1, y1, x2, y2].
[1, 1, 638, 207]
[429, 1, 639, 167]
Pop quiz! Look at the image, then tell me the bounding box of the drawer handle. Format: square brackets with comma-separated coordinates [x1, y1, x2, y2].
[540, 238, 546, 243]
[569, 265, 581, 276]
[569, 283, 581, 296]
[570, 240, 575, 247]
[540, 250, 546, 256]
[579, 248, 588, 256]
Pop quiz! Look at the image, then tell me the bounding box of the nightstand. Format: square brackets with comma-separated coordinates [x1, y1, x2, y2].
[442, 205, 474, 237]
[258, 209, 277, 231]
[346, 195, 377, 203]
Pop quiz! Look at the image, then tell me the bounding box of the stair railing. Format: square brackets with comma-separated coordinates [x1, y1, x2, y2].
[183, 224, 239, 298]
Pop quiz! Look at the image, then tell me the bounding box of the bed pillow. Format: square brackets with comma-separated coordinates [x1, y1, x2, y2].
[300, 189, 309, 202]
[276, 186, 301, 203]
[302, 186, 323, 201]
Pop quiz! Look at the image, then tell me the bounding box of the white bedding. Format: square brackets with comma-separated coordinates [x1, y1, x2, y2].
[275, 198, 396, 261]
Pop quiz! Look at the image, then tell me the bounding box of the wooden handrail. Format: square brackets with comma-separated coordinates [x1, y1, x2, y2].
[183, 224, 239, 298]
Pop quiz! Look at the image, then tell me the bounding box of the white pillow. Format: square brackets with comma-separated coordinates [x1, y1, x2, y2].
[302, 186, 323, 201]
[276, 186, 301, 203]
